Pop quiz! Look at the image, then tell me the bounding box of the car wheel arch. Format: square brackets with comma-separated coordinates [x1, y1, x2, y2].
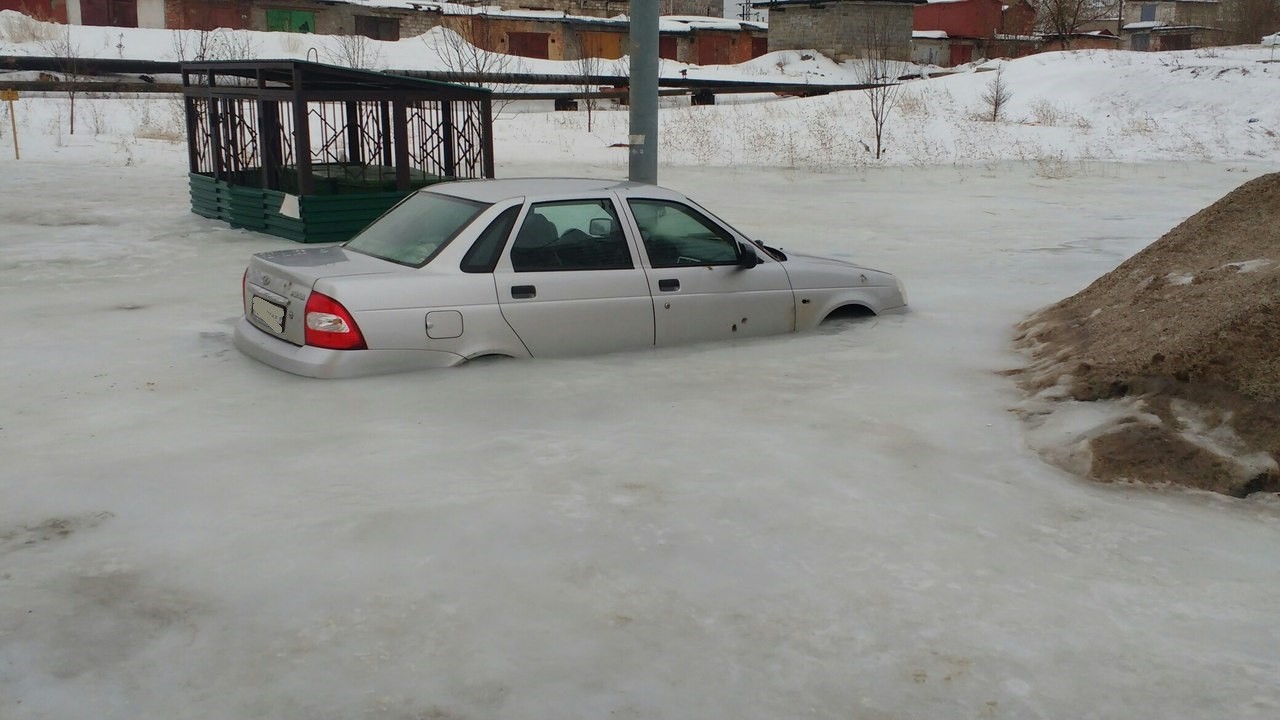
[822, 303, 877, 323]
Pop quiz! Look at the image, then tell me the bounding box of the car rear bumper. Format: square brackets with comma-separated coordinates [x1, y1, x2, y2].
[233, 317, 465, 378]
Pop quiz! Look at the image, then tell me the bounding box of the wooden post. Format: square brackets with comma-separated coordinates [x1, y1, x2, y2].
[1, 90, 18, 160]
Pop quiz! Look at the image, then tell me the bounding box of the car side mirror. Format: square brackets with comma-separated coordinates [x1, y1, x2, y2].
[738, 243, 761, 269]
[589, 217, 616, 237]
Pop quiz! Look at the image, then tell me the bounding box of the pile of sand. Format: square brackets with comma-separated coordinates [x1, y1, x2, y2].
[1013, 172, 1280, 498]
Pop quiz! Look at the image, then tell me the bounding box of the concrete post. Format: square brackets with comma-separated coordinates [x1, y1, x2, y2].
[628, 0, 659, 184]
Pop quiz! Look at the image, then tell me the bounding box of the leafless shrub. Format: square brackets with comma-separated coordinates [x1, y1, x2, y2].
[564, 30, 603, 132]
[897, 90, 927, 116]
[1123, 112, 1159, 135]
[172, 27, 259, 63]
[133, 98, 184, 142]
[324, 33, 383, 70]
[854, 18, 910, 159]
[1030, 97, 1058, 125]
[85, 100, 110, 134]
[39, 26, 82, 134]
[980, 65, 1013, 122]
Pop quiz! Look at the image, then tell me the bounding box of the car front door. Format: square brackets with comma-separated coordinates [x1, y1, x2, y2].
[625, 197, 795, 347]
[494, 196, 656, 357]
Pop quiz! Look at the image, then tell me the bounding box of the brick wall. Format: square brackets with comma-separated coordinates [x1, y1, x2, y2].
[767, 2, 916, 60]
[319, 5, 439, 38]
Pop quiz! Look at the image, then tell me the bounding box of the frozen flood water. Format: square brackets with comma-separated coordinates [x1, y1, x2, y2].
[2, 159, 1278, 720]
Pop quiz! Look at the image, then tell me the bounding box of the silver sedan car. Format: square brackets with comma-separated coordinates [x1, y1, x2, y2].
[234, 178, 907, 378]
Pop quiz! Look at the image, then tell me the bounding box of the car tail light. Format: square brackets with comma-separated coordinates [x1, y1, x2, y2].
[242, 268, 249, 316]
[304, 291, 367, 350]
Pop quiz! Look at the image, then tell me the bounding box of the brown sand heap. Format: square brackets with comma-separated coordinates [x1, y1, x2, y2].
[1013, 172, 1280, 498]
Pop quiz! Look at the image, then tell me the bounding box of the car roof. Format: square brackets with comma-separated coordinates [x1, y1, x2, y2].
[425, 177, 686, 204]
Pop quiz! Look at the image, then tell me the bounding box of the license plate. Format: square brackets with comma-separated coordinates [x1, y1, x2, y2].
[251, 295, 286, 334]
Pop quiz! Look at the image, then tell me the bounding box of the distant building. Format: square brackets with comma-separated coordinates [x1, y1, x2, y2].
[1122, 0, 1226, 51]
[752, 0, 925, 61]
[456, 1, 724, 20]
[913, 0, 1038, 66]
[2, 0, 727, 31]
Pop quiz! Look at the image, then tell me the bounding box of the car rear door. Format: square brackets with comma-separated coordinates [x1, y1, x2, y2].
[623, 197, 794, 347]
[493, 194, 656, 357]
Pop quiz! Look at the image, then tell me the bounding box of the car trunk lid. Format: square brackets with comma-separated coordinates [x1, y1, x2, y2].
[243, 247, 395, 347]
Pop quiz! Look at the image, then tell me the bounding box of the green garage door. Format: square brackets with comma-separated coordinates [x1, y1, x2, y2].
[266, 9, 315, 33]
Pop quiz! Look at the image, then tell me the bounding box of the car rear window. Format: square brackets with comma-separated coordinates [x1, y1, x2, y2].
[345, 192, 489, 268]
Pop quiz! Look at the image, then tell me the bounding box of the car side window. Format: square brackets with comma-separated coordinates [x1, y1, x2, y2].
[510, 199, 633, 272]
[461, 206, 520, 273]
[627, 199, 740, 268]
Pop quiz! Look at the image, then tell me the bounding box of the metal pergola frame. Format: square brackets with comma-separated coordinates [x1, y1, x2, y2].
[181, 60, 495, 196]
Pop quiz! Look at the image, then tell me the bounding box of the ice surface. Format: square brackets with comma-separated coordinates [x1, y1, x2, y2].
[3, 154, 1280, 719]
[1, 22, 1279, 718]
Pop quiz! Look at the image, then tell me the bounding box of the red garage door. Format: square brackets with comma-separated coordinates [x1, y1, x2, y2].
[80, 0, 138, 28]
[697, 35, 731, 66]
[508, 32, 550, 59]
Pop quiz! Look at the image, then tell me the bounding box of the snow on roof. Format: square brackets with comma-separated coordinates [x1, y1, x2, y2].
[1123, 21, 1166, 30]
[913, 30, 949, 39]
[659, 16, 766, 32]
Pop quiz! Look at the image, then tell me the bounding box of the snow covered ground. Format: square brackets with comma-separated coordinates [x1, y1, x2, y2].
[3, 16, 1280, 720]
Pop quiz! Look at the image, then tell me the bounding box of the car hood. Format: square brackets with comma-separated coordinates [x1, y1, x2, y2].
[784, 251, 896, 286]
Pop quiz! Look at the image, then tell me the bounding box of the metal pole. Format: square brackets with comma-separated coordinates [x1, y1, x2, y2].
[628, 0, 658, 184]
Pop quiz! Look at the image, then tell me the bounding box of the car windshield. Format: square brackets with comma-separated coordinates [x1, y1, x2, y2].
[345, 192, 489, 267]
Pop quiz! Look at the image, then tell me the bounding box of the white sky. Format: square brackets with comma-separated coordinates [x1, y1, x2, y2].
[2, 13, 1279, 720]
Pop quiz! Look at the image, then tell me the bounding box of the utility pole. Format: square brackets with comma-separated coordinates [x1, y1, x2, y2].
[628, 0, 658, 184]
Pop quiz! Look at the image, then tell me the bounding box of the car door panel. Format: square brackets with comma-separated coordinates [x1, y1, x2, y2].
[624, 197, 795, 347]
[649, 265, 794, 345]
[495, 196, 656, 357]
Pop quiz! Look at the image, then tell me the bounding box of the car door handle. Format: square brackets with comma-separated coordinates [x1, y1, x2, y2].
[510, 285, 536, 299]
[658, 279, 680, 292]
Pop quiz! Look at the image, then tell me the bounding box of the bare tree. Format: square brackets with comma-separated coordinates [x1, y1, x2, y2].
[981, 65, 1013, 122]
[565, 30, 603, 131]
[171, 27, 214, 62]
[854, 19, 909, 160]
[1222, 0, 1280, 44]
[325, 33, 384, 70]
[427, 12, 528, 116]
[39, 26, 81, 135]
[1034, 0, 1119, 48]
[172, 26, 259, 63]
